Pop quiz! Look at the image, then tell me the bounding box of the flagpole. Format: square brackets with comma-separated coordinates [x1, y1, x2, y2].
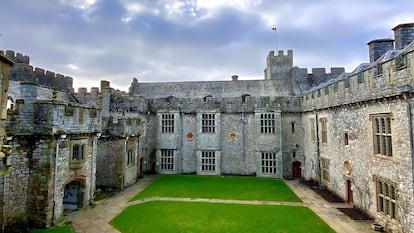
[272, 26, 278, 52]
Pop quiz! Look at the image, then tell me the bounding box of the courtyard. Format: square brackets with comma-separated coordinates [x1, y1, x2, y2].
[66, 175, 376, 233]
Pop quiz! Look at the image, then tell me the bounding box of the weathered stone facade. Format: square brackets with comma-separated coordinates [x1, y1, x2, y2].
[0, 53, 101, 230]
[0, 22, 413, 233]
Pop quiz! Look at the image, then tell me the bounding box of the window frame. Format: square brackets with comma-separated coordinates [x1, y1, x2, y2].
[201, 151, 216, 172]
[372, 114, 393, 157]
[261, 152, 277, 174]
[375, 177, 397, 219]
[260, 113, 276, 134]
[201, 113, 216, 133]
[160, 149, 174, 171]
[320, 118, 328, 144]
[161, 114, 175, 133]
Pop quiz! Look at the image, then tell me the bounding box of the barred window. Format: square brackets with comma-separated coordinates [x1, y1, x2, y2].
[201, 113, 215, 133]
[372, 114, 392, 156]
[160, 149, 174, 171]
[201, 151, 216, 171]
[321, 157, 330, 183]
[161, 114, 175, 133]
[376, 178, 397, 219]
[261, 152, 277, 174]
[310, 118, 315, 143]
[260, 114, 275, 134]
[320, 118, 327, 144]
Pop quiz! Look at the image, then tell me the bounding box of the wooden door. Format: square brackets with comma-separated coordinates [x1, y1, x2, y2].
[292, 161, 302, 179]
[347, 180, 353, 204]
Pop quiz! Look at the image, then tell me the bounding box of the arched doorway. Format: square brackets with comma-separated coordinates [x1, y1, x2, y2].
[292, 161, 302, 179]
[63, 180, 84, 211]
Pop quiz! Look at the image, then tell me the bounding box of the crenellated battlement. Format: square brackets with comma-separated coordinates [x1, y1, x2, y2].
[2, 50, 73, 91]
[302, 41, 414, 111]
[4, 50, 30, 64]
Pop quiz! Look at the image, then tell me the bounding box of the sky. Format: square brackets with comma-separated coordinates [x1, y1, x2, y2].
[0, 0, 413, 91]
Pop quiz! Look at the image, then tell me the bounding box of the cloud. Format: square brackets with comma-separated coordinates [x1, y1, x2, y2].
[0, 0, 413, 91]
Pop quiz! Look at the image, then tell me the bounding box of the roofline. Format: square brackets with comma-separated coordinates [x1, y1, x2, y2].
[0, 54, 14, 65]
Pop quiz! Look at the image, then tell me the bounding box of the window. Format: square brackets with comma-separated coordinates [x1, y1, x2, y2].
[260, 113, 275, 134]
[90, 108, 97, 118]
[310, 118, 315, 143]
[291, 122, 295, 133]
[372, 114, 392, 156]
[320, 118, 327, 144]
[127, 149, 134, 166]
[261, 152, 277, 174]
[321, 157, 330, 183]
[160, 149, 174, 171]
[78, 108, 84, 124]
[161, 114, 175, 133]
[201, 151, 216, 171]
[376, 177, 397, 219]
[344, 132, 349, 146]
[201, 113, 216, 133]
[72, 144, 85, 161]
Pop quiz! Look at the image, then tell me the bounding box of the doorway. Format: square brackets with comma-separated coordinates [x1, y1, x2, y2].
[63, 180, 83, 210]
[346, 179, 353, 204]
[292, 161, 302, 179]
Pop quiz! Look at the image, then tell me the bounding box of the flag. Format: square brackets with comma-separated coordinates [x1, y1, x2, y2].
[272, 27, 276, 31]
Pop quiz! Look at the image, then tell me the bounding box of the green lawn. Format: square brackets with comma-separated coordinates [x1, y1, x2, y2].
[111, 201, 334, 233]
[131, 175, 301, 202]
[30, 225, 73, 233]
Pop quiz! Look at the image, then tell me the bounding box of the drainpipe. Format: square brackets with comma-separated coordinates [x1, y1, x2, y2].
[52, 134, 66, 225]
[2, 171, 9, 233]
[89, 133, 100, 205]
[314, 109, 322, 186]
[240, 110, 247, 170]
[121, 136, 128, 190]
[2, 139, 12, 233]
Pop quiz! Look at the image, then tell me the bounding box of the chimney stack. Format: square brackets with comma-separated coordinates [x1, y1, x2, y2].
[392, 23, 414, 50]
[367, 39, 394, 63]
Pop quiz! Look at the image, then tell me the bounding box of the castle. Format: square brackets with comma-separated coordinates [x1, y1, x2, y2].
[0, 22, 413, 232]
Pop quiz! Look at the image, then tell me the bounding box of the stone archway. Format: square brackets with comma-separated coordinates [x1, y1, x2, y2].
[292, 161, 302, 179]
[63, 179, 84, 211]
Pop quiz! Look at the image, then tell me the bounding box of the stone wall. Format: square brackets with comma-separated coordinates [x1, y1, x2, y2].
[3, 50, 73, 92]
[96, 138, 122, 188]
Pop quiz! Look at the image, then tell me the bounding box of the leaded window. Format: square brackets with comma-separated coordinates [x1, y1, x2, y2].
[161, 114, 175, 133]
[201, 113, 216, 133]
[260, 113, 275, 134]
[376, 178, 397, 219]
[72, 144, 85, 161]
[160, 149, 174, 170]
[321, 157, 330, 183]
[201, 151, 216, 171]
[372, 114, 392, 156]
[320, 118, 327, 144]
[261, 152, 277, 174]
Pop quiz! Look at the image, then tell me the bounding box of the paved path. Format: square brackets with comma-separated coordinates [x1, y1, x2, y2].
[66, 176, 377, 233]
[285, 180, 376, 233]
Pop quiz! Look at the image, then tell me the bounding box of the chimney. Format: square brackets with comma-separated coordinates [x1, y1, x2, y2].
[392, 23, 414, 50]
[231, 75, 238, 81]
[367, 39, 394, 63]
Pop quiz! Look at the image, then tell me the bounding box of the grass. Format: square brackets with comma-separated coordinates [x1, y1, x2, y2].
[111, 201, 335, 233]
[30, 225, 73, 233]
[131, 175, 301, 202]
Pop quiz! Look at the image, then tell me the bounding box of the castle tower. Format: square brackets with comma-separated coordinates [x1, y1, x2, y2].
[264, 50, 293, 80]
